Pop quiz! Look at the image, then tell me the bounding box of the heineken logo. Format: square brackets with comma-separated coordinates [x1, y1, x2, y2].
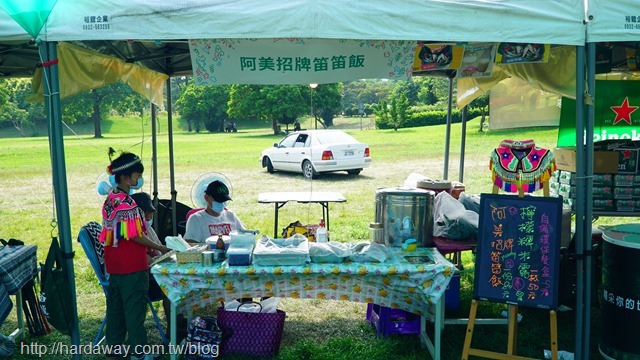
[610, 97, 638, 125]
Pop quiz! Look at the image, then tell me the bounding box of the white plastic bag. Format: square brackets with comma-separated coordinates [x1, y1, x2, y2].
[347, 241, 389, 263]
[224, 297, 280, 313]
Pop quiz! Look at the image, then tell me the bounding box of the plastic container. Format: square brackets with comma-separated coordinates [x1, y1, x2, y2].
[600, 224, 640, 360]
[369, 222, 384, 244]
[375, 187, 435, 247]
[309, 242, 350, 263]
[252, 235, 310, 266]
[205, 235, 230, 251]
[227, 243, 253, 266]
[316, 219, 328, 243]
[445, 272, 461, 311]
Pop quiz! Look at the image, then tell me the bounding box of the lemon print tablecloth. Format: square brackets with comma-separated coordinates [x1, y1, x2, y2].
[151, 247, 456, 319]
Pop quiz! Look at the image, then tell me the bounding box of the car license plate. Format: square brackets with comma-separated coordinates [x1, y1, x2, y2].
[344, 150, 354, 156]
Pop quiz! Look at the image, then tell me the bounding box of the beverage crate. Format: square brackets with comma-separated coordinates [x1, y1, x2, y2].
[445, 273, 461, 311]
[365, 303, 420, 336]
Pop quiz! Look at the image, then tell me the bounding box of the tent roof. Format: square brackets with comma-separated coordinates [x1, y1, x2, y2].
[1, 0, 587, 78]
[587, 0, 640, 43]
[40, 0, 586, 45]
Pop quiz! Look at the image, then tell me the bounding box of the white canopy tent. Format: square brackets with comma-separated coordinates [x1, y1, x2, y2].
[0, 0, 594, 358]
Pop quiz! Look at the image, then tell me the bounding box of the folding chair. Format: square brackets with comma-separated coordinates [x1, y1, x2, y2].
[77, 221, 168, 345]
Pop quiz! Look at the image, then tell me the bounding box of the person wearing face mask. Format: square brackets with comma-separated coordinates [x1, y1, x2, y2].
[99, 148, 170, 360]
[130, 192, 176, 336]
[184, 180, 246, 243]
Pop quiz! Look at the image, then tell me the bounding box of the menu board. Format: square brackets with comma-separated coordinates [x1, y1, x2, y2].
[473, 194, 562, 310]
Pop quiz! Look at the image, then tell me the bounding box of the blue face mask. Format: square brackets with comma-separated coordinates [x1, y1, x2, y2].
[146, 220, 153, 229]
[212, 201, 225, 213]
[130, 177, 144, 190]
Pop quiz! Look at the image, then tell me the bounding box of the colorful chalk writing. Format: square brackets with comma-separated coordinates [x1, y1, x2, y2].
[474, 194, 562, 309]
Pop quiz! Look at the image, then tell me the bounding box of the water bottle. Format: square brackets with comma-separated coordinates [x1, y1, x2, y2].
[316, 219, 328, 243]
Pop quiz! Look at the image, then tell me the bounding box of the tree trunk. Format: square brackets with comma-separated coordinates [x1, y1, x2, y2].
[92, 90, 103, 138]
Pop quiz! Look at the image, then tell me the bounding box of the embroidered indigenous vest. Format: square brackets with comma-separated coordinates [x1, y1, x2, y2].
[489, 139, 556, 193]
[99, 192, 147, 246]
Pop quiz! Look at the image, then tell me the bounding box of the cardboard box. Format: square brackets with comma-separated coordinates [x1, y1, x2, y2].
[612, 148, 639, 174]
[554, 147, 619, 174]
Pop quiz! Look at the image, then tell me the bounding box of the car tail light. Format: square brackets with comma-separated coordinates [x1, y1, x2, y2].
[365, 148, 370, 157]
[322, 151, 333, 160]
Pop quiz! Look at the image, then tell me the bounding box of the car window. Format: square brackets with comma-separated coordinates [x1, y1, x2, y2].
[293, 134, 309, 148]
[315, 131, 357, 144]
[279, 134, 297, 148]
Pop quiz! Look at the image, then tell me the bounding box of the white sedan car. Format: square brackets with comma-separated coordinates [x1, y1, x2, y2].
[260, 130, 371, 179]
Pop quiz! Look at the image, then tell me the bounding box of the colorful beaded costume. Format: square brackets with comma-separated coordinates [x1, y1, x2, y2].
[99, 191, 148, 247]
[489, 139, 556, 193]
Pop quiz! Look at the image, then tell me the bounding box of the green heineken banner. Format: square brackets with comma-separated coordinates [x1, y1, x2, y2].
[558, 80, 640, 146]
[189, 38, 416, 85]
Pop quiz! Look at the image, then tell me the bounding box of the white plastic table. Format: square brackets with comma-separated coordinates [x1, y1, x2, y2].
[258, 192, 346, 238]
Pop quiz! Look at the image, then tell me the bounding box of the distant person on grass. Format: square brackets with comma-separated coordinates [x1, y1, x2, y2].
[99, 148, 170, 360]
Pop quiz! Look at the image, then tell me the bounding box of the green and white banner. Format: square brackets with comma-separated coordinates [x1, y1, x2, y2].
[557, 80, 640, 146]
[189, 38, 416, 85]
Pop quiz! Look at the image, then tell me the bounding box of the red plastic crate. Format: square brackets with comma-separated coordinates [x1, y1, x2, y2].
[366, 303, 421, 336]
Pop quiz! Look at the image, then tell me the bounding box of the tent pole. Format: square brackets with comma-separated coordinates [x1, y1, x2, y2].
[443, 76, 453, 180]
[151, 103, 159, 232]
[167, 78, 178, 236]
[458, 105, 468, 183]
[40, 41, 81, 357]
[582, 41, 596, 358]
[573, 45, 586, 360]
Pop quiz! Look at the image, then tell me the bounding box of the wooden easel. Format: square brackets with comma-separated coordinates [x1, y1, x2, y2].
[461, 181, 557, 360]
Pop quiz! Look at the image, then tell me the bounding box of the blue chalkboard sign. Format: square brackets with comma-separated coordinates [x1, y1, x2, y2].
[473, 194, 562, 310]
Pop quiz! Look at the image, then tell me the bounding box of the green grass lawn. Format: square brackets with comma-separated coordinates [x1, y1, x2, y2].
[0, 115, 635, 359]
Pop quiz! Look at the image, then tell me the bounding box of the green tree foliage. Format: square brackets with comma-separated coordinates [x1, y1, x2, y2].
[0, 79, 45, 136]
[392, 80, 420, 106]
[61, 82, 147, 138]
[312, 83, 343, 128]
[228, 85, 307, 134]
[342, 80, 394, 116]
[176, 84, 231, 133]
[373, 93, 409, 131]
[470, 92, 490, 131]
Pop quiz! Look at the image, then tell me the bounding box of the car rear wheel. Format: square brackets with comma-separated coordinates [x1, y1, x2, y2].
[264, 157, 275, 173]
[302, 160, 317, 179]
[347, 169, 362, 175]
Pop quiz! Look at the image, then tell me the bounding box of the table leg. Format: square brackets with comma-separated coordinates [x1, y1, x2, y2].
[9, 291, 25, 341]
[324, 202, 330, 232]
[274, 203, 279, 238]
[420, 295, 442, 360]
[170, 301, 177, 360]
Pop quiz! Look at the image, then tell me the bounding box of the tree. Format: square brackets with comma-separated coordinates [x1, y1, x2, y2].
[392, 80, 421, 106]
[176, 84, 231, 133]
[470, 92, 490, 131]
[61, 82, 147, 138]
[342, 80, 394, 115]
[312, 83, 343, 128]
[388, 93, 409, 131]
[0, 79, 45, 136]
[416, 76, 454, 108]
[228, 85, 307, 134]
[373, 100, 390, 128]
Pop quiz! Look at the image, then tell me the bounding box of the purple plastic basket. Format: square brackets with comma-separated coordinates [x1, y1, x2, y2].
[216, 306, 285, 357]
